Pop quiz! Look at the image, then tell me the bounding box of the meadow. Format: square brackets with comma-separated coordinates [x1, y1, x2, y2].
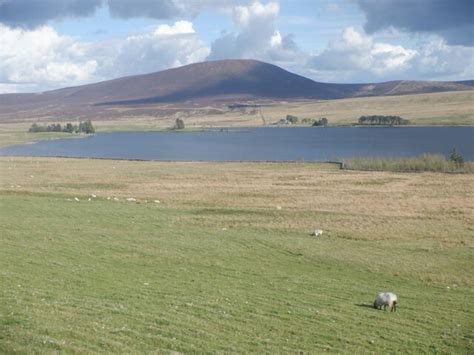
[1, 157, 473, 353]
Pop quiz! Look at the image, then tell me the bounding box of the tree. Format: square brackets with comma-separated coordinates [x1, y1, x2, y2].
[78, 120, 95, 134]
[46, 123, 62, 132]
[358, 115, 409, 126]
[286, 114, 298, 124]
[28, 123, 46, 132]
[28, 121, 93, 134]
[449, 148, 464, 168]
[63, 123, 76, 133]
[312, 117, 328, 127]
[84, 120, 95, 134]
[175, 118, 185, 130]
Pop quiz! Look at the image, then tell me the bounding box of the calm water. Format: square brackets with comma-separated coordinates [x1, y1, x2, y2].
[1, 127, 473, 161]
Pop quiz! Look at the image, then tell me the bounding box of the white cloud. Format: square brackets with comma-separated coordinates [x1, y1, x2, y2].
[233, 1, 279, 26]
[106, 24, 209, 77]
[309, 27, 419, 82]
[341, 27, 371, 50]
[153, 20, 195, 36]
[0, 25, 98, 91]
[270, 31, 282, 47]
[208, 1, 304, 69]
[0, 21, 210, 92]
[412, 39, 474, 80]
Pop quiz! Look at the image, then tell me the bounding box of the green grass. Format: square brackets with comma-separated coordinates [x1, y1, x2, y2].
[1, 158, 473, 352]
[1, 190, 472, 353]
[344, 154, 474, 173]
[0, 124, 86, 147]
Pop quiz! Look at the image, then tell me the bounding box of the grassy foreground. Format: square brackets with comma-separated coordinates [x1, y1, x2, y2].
[1, 157, 473, 353]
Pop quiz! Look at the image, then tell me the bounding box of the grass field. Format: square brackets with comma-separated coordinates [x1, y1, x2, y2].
[1, 157, 473, 353]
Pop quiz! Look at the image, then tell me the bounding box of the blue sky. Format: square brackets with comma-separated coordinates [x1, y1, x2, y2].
[0, 0, 473, 93]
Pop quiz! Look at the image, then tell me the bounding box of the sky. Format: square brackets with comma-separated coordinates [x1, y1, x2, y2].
[0, 0, 473, 93]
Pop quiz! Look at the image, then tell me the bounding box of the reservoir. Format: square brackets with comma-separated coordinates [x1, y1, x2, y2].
[1, 127, 473, 161]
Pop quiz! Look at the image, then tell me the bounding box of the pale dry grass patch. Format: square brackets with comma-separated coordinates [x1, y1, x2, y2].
[259, 90, 474, 125]
[94, 90, 474, 127]
[1, 157, 472, 247]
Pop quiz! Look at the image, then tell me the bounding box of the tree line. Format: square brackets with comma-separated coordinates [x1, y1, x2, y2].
[28, 120, 95, 134]
[358, 115, 410, 125]
[312, 117, 328, 126]
[284, 115, 329, 126]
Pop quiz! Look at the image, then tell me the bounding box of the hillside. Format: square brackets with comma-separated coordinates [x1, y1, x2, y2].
[0, 59, 472, 121]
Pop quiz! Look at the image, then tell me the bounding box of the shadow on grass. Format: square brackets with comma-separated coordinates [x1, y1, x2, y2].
[355, 303, 374, 309]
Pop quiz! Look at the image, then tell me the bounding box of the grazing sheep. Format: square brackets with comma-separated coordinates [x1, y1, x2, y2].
[373, 292, 398, 312]
[313, 229, 323, 237]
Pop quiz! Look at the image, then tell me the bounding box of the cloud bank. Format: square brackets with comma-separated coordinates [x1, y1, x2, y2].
[0, 24, 98, 92]
[0, 0, 243, 28]
[0, 0, 103, 28]
[0, 21, 210, 92]
[308, 27, 474, 82]
[356, 0, 474, 46]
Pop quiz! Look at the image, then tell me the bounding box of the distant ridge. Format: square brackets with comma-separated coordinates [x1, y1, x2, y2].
[0, 59, 472, 121]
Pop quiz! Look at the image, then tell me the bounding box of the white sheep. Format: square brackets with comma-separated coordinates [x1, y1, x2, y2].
[373, 292, 398, 312]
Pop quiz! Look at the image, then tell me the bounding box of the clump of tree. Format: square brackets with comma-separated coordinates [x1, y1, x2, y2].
[174, 118, 185, 130]
[358, 115, 410, 126]
[78, 120, 95, 134]
[449, 148, 464, 168]
[28, 123, 47, 132]
[63, 123, 76, 133]
[28, 120, 95, 134]
[286, 114, 298, 124]
[312, 117, 328, 127]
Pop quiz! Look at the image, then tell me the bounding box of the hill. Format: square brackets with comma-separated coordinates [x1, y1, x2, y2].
[0, 59, 472, 121]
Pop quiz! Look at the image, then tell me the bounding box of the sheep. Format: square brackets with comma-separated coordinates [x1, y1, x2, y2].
[313, 229, 323, 237]
[373, 292, 398, 312]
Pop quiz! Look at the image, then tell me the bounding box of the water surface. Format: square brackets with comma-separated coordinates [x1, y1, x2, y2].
[1, 127, 472, 161]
